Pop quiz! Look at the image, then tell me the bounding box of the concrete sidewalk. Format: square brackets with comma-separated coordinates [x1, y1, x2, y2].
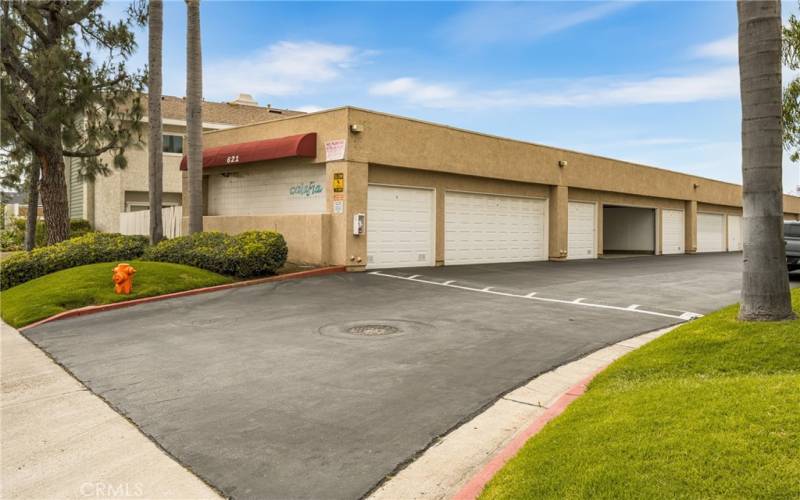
[0, 321, 220, 500]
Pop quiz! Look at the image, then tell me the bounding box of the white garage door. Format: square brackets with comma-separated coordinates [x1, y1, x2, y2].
[367, 185, 434, 269]
[697, 213, 725, 253]
[445, 192, 547, 265]
[727, 215, 742, 251]
[568, 201, 596, 259]
[661, 209, 685, 255]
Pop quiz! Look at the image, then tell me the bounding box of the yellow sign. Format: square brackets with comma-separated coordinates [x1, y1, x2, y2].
[333, 173, 344, 192]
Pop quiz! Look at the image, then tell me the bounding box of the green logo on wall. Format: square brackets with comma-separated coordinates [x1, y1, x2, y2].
[289, 181, 323, 197]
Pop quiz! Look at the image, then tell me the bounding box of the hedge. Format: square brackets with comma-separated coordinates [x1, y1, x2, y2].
[144, 231, 288, 278]
[0, 233, 148, 290]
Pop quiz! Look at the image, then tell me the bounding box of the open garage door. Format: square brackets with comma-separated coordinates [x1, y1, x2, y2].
[727, 215, 742, 251]
[445, 192, 547, 265]
[367, 185, 434, 268]
[568, 201, 596, 259]
[697, 213, 725, 252]
[602, 205, 655, 255]
[661, 209, 685, 254]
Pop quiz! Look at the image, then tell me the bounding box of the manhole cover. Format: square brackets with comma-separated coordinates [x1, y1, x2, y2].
[347, 324, 401, 336]
[319, 319, 434, 340]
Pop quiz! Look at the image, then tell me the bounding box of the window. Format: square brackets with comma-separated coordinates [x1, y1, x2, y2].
[785, 223, 800, 238]
[126, 202, 150, 212]
[163, 134, 183, 154]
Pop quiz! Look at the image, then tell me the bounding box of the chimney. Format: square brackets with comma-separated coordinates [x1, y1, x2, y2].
[229, 93, 258, 107]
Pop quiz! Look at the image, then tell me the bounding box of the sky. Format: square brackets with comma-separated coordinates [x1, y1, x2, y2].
[103, 0, 800, 193]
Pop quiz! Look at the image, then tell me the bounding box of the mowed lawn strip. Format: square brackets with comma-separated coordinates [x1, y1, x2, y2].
[481, 289, 800, 500]
[1, 260, 232, 328]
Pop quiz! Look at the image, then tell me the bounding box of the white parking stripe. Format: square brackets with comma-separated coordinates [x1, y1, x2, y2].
[627, 304, 640, 310]
[443, 280, 456, 285]
[369, 271, 703, 321]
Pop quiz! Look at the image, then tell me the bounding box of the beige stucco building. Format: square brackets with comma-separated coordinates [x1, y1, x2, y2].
[66, 94, 303, 232]
[180, 106, 800, 271]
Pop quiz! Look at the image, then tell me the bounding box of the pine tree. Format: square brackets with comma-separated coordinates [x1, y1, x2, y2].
[1, 1, 146, 244]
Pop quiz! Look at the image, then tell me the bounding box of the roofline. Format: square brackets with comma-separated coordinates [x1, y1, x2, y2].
[202, 107, 349, 137]
[342, 106, 762, 194]
[201, 105, 800, 199]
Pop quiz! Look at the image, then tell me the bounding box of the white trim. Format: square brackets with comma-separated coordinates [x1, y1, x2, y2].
[125, 201, 179, 212]
[142, 116, 235, 130]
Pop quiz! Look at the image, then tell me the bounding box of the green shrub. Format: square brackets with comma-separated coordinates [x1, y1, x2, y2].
[10, 218, 94, 247]
[0, 230, 22, 251]
[144, 231, 287, 279]
[0, 232, 148, 290]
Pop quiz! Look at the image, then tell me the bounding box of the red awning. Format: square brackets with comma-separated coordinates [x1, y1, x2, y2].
[179, 133, 316, 170]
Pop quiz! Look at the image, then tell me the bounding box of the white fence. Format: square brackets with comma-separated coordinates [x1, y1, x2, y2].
[119, 205, 182, 239]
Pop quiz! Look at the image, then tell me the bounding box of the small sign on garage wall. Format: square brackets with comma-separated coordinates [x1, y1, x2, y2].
[325, 140, 346, 161]
[333, 172, 344, 192]
[333, 200, 344, 214]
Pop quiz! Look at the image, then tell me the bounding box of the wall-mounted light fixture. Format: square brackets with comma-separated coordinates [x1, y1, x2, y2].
[558, 160, 568, 168]
[693, 182, 700, 189]
[350, 123, 364, 134]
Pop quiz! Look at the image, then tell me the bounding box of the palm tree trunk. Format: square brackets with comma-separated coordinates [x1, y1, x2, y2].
[24, 156, 40, 251]
[185, 0, 203, 234]
[737, 0, 794, 321]
[148, 0, 164, 244]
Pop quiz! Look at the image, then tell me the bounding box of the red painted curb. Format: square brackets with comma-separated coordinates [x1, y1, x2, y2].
[453, 369, 607, 500]
[19, 266, 345, 332]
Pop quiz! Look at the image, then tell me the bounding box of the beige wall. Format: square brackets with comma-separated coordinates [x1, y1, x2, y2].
[200, 214, 331, 265]
[180, 106, 800, 268]
[203, 109, 350, 162]
[697, 202, 743, 216]
[327, 160, 368, 270]
[89, 123, 185, 232]
[345, 108, 800, 214]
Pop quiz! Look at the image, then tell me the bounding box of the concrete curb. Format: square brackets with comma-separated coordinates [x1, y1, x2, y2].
[368, 324, 680, 500]
[452, 371, 598, 500]
[19, 265, 345, 332]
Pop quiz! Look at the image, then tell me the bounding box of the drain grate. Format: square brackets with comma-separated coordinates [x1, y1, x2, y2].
[347, 324, 401, 336]
[319, 319, 433, 340]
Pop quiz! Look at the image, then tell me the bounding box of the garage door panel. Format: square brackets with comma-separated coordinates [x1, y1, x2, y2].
[727, 215, 742, 251]
[445, 192, 546, 265]
[367, 185, 434, 269]
[568, 202, 596, 260]
[697, 213, 725, 253]
[662, 209, 685, 255]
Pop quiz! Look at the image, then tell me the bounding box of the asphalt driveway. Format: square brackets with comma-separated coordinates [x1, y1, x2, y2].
[22, 253, 788, 499]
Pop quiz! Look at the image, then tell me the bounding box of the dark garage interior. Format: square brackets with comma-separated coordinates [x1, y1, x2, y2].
[603, 205, 656, 255]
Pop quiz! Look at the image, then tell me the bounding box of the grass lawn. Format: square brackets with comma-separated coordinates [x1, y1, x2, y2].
[481, 289, 800, 499]
[1, 260, 232, 328]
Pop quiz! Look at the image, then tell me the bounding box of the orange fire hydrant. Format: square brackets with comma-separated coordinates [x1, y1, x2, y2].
[112, 263, 136, 295]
